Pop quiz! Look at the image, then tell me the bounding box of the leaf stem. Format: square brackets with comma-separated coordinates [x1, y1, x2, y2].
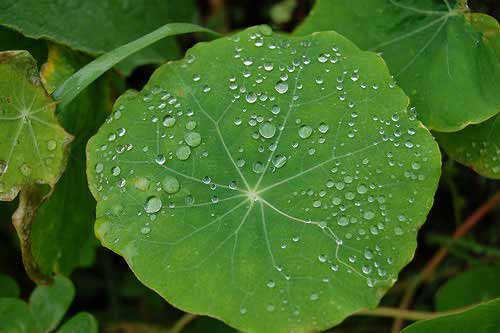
[391, 191, 500, 332]
[170, 313, 197, 333]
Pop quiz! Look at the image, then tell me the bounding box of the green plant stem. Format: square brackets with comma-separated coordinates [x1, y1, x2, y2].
[52, 23, 220, 109]
[170, 313, 197, 333]
[391, 191, 500, 333]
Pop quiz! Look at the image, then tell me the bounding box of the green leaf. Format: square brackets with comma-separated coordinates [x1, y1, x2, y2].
[0, 0, 197, 75]
[402, 298, 500, 333]
[436, 265, 500, 311]
[0, 26, 47, 63]
[0, 298, 37, 333]
[30, 44, 112, 276]
[0, 51, 73, 201]
[52, 23, 220, 109]
[435, 114, 499, 179]
[295, 0, 500, 132]
[0, 274, 20, 298]
[29, 275, 75, 332]
[57, 312, 98, 333]
[87, 26, 441, 332]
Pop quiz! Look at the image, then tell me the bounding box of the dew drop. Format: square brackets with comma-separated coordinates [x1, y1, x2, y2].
[298, 125, 312, 139]
[259, 122, 276, 139]
[144, 196, 162, 214]
[176, 145, 191, 160]
[162, 175, 180, 194]
[274, 81, 288, 94]
[185, 132, 202, 147]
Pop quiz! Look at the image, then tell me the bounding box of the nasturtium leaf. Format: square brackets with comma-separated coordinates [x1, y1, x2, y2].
[0, 0, 197, 75]
[29, 275, 75, 332]
[29, 44, 111, 276]
[87, 26, 440, 332]
[435, 114, 499, 179]
[295, 0, 500, 132]
[0, 298, 37, 333]
[0, 51, 72, 200]
[436, 265, 500, 311]
[57, 312, 98, 333]
[402, 298, 500, 333]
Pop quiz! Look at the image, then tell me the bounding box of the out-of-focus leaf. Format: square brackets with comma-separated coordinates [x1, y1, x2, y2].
[0, 0, 198, 75]
[435, 114, 499, 179]
[402, 299, 500, 333]
[0, 298, 37, 333]
[87, 25, 440, 332]
[30, 43, 112, 276]
[29, 275, 75, 332]
[0, 274, 20, 298]
[57, 312, 98, 333]
[436, 265, 500, 311]
[295, 1, 500, 132]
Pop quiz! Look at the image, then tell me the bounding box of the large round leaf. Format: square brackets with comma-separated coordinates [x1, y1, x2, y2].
[87, 26, 440, 332]
[295, 0, 500, 132]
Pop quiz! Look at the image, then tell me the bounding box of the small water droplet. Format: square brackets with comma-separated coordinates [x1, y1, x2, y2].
[144, 196, 162, 214]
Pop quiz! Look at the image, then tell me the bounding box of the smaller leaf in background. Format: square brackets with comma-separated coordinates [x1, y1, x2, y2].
[0, 274, 20, 298]
[295, 0, 500, 132]
[435, 264, 500, 311]
[0, 50, 72, 201]
[401, 298, 500, 333]
[435, 114, 499, 179]
[0, 0, 198, 75]
[0, 298, 37, 333]
[29, 275, 75, 332]
[57, 312, 98, 333]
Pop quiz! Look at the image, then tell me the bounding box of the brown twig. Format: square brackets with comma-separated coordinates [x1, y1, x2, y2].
[391, 191, 500, 333]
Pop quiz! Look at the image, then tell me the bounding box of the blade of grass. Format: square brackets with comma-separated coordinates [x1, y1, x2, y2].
[52, 23, 221, 109]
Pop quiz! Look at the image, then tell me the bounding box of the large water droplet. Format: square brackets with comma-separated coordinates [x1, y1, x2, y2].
[144, 196, 162, 214]
[163, 175, 180, 194]
[176, 145, 191, 160]
[298, 125, 312, 139]
[259, 122, 276, 139]
[274, 81, 288, 94]
[185, 132, 201, 147]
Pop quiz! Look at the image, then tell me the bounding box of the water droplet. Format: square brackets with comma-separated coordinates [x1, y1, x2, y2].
[185, 132, 201, 147]
[47, 140, 57, 151]
[144, 196, 162, 214]
[176, 145, 191, 160]
[252, 161, 264, 173]
[259, 122, 276, 138]
[298, 125, 312, 139]
[162, 115, 176, 127]
[163, 175, 180, 194]
[272, 154, 287, 168]
[95, 163, 104, 173]
[267, 280, 275, 288]
[246, 92, 257, 103]
[318, 123, 329, 133]
[140, 227, 151, 234]
[111, 166, 121, 176]
[20, 164, 31, 176]
[274, 81, 288, 94]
